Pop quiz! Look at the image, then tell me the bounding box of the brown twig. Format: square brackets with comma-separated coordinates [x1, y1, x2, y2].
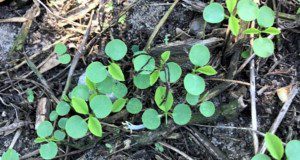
[206, 78, 250, 86]
[0, 121, 30, 133]
[158, 141, 194, 160]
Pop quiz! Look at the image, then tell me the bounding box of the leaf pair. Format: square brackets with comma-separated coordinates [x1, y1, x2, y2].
[54, 43, 71, 64]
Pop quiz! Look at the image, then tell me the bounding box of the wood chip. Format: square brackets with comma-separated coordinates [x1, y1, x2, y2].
[35, 98, 49, 129]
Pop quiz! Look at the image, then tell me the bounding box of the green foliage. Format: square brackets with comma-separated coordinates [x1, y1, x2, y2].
[159, 62, 182, 83]
[133, 54, 155, 74]
[185, 93, 199, 106]
[1, 149, 19, 160]
[172, 104, 192, 125]
[112, 82, 128, 98]
[161, 51, 170, 63]
[226, 0, 238, 14]
[229, 16, 240, 36]
[112, 98, 127, 112]
[241, 51, 250, 59]
[189, 44, 210, 66]
[142, 109, 161, 130]
[56, 101, 70, 116]
[154, 86, 174, 112]
[126, 98, 142, 114]
[262, 27, 281, 35]
[53, 130, 66, 141]
[54, 43, 67, 55]
[243, 28, 261, 34]
[199, 101, 216, 117]
[49, 111, 58, 121]
[195, 65, 217, 76]
[58, 54, 71, 64]
[184, 74, 205, 96]
[150, 70, 160, 86]
[108, 63, 125, 81]
[133, 74, 151, 89]
[86, 62, 108, 83]
[251, 154, 271, 160]
[285, 140, 300, 160]
[237, 0, 259, 21]
[105, 39, 127, 60]
[96, 76, 115, 94]
[70, 85, 90, 101]
[203, 3, 225, 23]
[26, 89, 34, 103]
[65, 115, 88, 139]
[155, 143, 164, 152]
[253, 38, 274, 58]
[88, 116, 103, 137]
[71, 97, 89, 115]
[257, 6, 275, 28]
[37, 121, 54, 138]
[39, 142, 58, 159]
[265, 133, 284, 160]
[58, 118, 68, 129]
[90, 95, 112, 118]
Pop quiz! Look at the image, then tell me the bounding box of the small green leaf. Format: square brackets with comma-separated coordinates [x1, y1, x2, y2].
[34, 137, 47, 143]
[237, 0, 259, 21]
[54, 43, 67, 55]
[142, 109, 161, 130]
[53, 130, 66, 141]
[199, 101, 215, 117]
[265, 133, 284, 160]
[184, 74, 205, 96]
[172, 104, 192, 125]
[39, 142, 58, 160]
[108, 63, 125, 81]
[159, 62, 182, 83]
[70, 85, 90, 101]
[186, 93, 199, 105]
[131, 45, 139, 53]
[58, 118, 68, 129]
[126, 98, 142, 114]
[155, 143, 164, 152]
[112, 98, 127, 112]
[56, 101, 71, 116]
[90, 95, 112, 119]
[253, 38, 274, 58]
[134, 74, 151, 89]
[112, 82, 128, 98]
[49, 111, 58, 121]
[150, 70, 160, 86]
[241, 51, 250, 59]
[71, 97, 89, 114]
[58, 54, 71, 64]
[203, 3, 225, 23]
[154, 86, 174, 112]
[226, 0, 238, 14]
[85, 77, 95, 91]
[262, 27, 281, 35]
[133, 55, 155, 74]
[229, 16, 240, 36]
[195, 65, 217, 76]
[161, 51, 170, 63]
[257, 6, 275, 28]
[105, 39, 127, 60]
[189, 44, 210, 66]
[243, 28, 261, 34]
[65, 115, 88, 139]
[251, 154, 271, 160]
[96, 76, 116, 94]
[26, 89, 34, 103]
[37, 121, 54, 138]
[2, 149, 19, 160]
[88, 116, 103, 137]
[285, 140, 300, 160]
[86, 62, 108, 83]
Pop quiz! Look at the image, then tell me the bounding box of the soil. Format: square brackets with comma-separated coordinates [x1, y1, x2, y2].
[0, 0, 299, 160]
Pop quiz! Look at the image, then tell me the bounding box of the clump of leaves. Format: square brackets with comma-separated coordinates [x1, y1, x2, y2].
[54, 43, 71, 64]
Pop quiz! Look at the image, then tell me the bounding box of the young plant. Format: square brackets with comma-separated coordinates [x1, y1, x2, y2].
[54, 43, 71, 64]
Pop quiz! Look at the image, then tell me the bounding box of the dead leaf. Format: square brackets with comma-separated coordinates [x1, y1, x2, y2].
[39, 54, 60, 74]
[277, 85, 292, 103]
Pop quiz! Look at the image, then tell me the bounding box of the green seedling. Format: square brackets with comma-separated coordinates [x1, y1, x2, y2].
[54, 43, 71, 64]
[26, 89, 34, 103]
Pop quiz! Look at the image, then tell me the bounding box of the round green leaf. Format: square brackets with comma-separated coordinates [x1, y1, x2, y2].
[253, 38, 274, 58]
[265, 133, 284, 160]
[37, 121, 54, 138]
[96, 76, 116, 94]
[184, 74, 205, 96]
[142, 109, 161, 130]
[251, 154, 271, 160]
[257, 6, 275, 28]
[88, 116, 103, 137]
[199, 101, 215, 117]
[2, 149, 19, 160]
[286, 140, 300, 160]
[86, 62, 108, 83]
[70, 85, 90, 101]
[53, 130, 66, 141]
[58, 54, 71, 64]
[112, 82, 128, 98]
[189, 44, 210, 66]
[186, 93, 199, 105]
[203, 3, 225, 23]
[49, 111, 58, 121]
[133, 55, 155, 74]
[154, 86, 174, 112]
[105, 39, 127, 60]
[89, 95, 112, 118]
[108, 63, 125, 81]
[133, 74, 151, 89]
[39, 142, 58, 160]
[237, 0, 259, 21]
[54, 43, 67, 55]
[112, 98, 127, 112]
[58, 118, 68, 129]
[71, 97, 89, 114]
[172, 104, 192, 125]
[56, 101, 70, 116]
[159, 62, 182, 83]
[241, 51, 250, 59]
[65, 115, 88, 139]
[126, 98, 143, 114]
